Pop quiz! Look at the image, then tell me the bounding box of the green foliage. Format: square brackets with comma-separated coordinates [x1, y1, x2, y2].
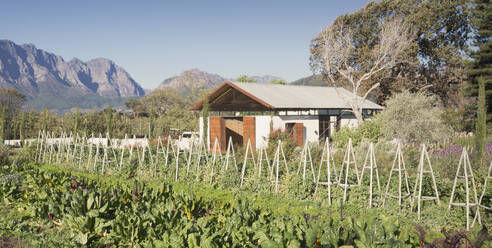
[476, 77, 487, 164]
[269, 79, 288, 85]
[377, 91, 451, 144]
[331, 119, 382, 148]
[236, 75, 257, 83]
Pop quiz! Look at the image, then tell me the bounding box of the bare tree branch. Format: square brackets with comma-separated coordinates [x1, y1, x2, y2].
[319, 16, 414, 124]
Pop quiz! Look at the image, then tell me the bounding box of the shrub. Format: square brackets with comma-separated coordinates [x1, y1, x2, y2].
[331, 119, 382, 148]
[377, 91, 451, 145]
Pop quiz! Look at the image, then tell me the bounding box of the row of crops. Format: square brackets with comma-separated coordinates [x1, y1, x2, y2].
[0, 145, 491, 247]
[33, 132, 491, 230]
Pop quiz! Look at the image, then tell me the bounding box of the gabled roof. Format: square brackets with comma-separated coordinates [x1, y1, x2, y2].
[191, 81, 383, 111]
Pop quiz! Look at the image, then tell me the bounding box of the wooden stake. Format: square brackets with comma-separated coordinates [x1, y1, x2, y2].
[338, 138, 360, 202]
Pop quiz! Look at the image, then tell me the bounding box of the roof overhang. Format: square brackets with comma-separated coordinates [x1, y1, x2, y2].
[190, 81, 275, 111]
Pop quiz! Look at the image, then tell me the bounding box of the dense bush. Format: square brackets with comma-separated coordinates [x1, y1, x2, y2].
[377, 91, 451, 144]
[331, 119, 382, 148]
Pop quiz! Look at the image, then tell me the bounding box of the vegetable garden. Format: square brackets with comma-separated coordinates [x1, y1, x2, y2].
[0, 130, 491, 247]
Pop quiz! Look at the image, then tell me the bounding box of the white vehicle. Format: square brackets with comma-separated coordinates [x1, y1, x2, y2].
[177, 131, 199, 150]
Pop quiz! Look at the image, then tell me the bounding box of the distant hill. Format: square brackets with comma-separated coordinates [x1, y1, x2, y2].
[0, 39, 145, 111]
[155, 69, 285, 95]
[290, 74, 327, 86]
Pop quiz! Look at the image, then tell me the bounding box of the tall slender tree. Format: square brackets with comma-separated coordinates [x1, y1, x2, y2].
[149, 101, 155, 139]
[106, 104, 113, 137]
[468, 0, 492, 163]
[0, 108, 5, 142]
[74, 106, 80, 135]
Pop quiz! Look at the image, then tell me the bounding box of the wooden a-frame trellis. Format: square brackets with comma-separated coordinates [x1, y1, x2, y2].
[272, 140, 289, 193]
[448, 147, 480, 230]
[223, 136, 238, 171]
[411, 144, 440, 220]
[383, 142, 411, 208]
[338, 138, 360, 202]
[359, 142, 381, 208]
[257, 145, 271, 178]
[209, 137, 223, 184]
[297, 142, 316, 184]
[240, 139, 256, 187]
[473, 159, 491, 227]
[315, 138, 338, 205]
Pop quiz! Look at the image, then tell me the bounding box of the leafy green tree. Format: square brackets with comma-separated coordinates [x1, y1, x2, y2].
[310, 0, 471, 106]
[269, 79, 288, 85]
[236, 75, 257, 83]
[0, 88, 26, 139]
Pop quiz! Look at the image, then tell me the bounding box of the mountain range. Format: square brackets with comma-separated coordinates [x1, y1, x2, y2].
[0, 39, 145, 111]
[0, 39, 325, 111]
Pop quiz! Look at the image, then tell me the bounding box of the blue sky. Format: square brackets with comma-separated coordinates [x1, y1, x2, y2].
[1, 0, 369, 89]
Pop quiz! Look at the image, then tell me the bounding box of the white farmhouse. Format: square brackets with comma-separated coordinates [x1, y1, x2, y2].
[191, 81, 382, 150]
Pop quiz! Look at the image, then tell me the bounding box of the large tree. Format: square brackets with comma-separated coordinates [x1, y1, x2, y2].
[313, 16, 414, 123]
[0, 88, 26, 139]
[310, 0, 471, 107]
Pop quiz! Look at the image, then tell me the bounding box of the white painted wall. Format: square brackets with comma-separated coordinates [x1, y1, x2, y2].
[255, 115, 272, 149]
[271, 115, 320, 146]
[198, 116, 210, 148]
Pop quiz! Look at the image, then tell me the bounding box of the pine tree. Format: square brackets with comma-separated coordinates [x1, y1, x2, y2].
[468, 0, 492, 130]
[468, 0, 492, 163]
[476, 78, 486, 163]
